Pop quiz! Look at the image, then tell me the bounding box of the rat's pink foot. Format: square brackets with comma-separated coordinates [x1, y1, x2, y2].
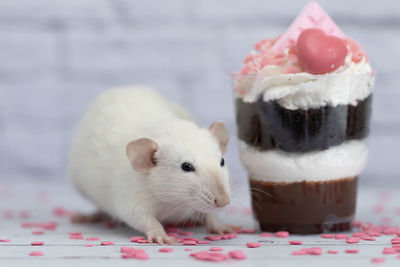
[70, 211, 110, 224]
[146, 229, 177, 245]
[205, 213, 240, 235]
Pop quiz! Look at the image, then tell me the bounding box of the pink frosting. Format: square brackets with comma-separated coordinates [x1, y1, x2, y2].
[238, 35, 367, 77]
[235, 2, 369, 91]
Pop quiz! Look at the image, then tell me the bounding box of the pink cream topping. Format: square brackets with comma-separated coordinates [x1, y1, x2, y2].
[237, 2, 368, 81]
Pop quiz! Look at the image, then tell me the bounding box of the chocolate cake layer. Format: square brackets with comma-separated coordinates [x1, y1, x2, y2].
[250, 177, 358, 234]
[236, 95, 372, 152]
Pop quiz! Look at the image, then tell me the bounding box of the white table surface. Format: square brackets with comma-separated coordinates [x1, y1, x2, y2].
[0, 181, 399, 267]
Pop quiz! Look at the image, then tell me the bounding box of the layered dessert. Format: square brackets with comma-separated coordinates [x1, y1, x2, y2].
[234, 2, 374, 234]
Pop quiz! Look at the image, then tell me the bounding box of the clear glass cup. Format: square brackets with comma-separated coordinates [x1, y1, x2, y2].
[234, 73, 373, 234]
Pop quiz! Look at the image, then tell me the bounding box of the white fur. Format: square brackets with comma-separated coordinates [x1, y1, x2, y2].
[68, 87, 231, 241]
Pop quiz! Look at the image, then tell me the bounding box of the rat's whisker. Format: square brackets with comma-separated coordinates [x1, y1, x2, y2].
[249, 187, 277, 201]
[159, 199, 191, 222]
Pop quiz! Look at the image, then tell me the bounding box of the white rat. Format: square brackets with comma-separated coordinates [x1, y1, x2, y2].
[68, 87, 234, 244]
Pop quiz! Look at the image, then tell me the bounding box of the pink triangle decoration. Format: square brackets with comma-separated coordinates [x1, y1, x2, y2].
[271, 2, 345, 53]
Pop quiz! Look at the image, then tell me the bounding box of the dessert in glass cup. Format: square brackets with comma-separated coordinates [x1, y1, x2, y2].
[233, 2, 374, 234]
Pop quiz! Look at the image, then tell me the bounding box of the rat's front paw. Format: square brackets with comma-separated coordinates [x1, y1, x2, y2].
[205, 213, 241, 235]
[146, 229, 177, 245]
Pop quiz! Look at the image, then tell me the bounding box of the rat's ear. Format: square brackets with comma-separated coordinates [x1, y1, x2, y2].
[209, 121, 229, 155]
[126, 138, 158, 174]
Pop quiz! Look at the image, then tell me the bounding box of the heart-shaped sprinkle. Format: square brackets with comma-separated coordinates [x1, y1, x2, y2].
[296, 28, 348, 74]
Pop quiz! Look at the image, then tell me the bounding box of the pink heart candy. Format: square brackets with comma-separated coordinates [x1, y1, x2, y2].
[296, 28, 348, 74]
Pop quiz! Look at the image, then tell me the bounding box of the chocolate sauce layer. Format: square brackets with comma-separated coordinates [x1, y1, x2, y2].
[236, 95, 372, 152]
[250, 177, 358, 234]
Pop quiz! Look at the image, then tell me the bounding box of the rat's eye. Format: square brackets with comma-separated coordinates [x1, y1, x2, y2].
[220, 158, 225, 167]
[181, 162, 195, 172]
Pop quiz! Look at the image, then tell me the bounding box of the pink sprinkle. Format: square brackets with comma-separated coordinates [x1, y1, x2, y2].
[335, 234, 348, 239]
[346, 237, 360, 244]
[101, 241, 114, 246]
[246, 242, 261, 248]
[289, 241, 303, 245]
[197, 240, 210, 244]
[345, 249, 359, 254]
[321, 234, 334, 239]
[383, 247, 397, 254]
[21, 222, 57, 230]
[29, 251, 44, 256]
[210, 247, 223, 251]
[352, 220, 362, 227]
[0, 239, 11, 242]
[383, 226, 399, 235]
[292, 250, 307, 255]
[229, 250, 247, 260]
[305, 247, 322, 255]
[159, 248, 173, 253]
[121, 249, 146, 259]
[367, 231, 382, 237]
[361, 223, 371, 232]
[19, 211, 31, 219]
[184, 248, 192, 251]
[121, 247, 136, 253]
[260, 233, 273, 237]
[69, 232, 81, 236]
[372, 258, 386, 264]
[179, 231, 192, 236]
[183, 237, 199, 242]
[243, 54, 255, 63]
[135, 251, 149, 260]
[275, 231, 290, 238]
[191, 251, 228, 262]
[328, 250, 338, 254]
[121, 253, 135, 259]
[31, 241, 44, 246]
[85, 244, 94, 247]
[70, 235, 84, 240]
[391, 238, 400, 244]
[136, 239, 149, 244]
[373, 205, 385, 213]
[3, 210, 13, 219]
[130, 236, 145, 242]
[182, 240, 197, 246]
[53, 207, 72, 217]
[352, 232, 365, 237]
[32, 231, 44, 235]
[361, 236, 376, 241]
[238, 229, 256, 234]
[86, 237, 99, 241]
[221, 233, 238, 239]
[397, 232, 400, 237]
[204, 235, 221, 241]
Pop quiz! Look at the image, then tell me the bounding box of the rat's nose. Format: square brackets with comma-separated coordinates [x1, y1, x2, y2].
[214, 195, 230, 208]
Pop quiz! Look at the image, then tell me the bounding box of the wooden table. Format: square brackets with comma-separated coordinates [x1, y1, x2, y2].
[0, 181, 399, 266]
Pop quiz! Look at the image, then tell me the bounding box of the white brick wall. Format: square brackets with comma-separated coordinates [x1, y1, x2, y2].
[0, 0, 399, 184]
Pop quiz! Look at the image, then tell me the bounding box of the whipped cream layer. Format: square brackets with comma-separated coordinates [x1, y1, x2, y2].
[239, 140, 367, 182]
[235, 54, 374, 110]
